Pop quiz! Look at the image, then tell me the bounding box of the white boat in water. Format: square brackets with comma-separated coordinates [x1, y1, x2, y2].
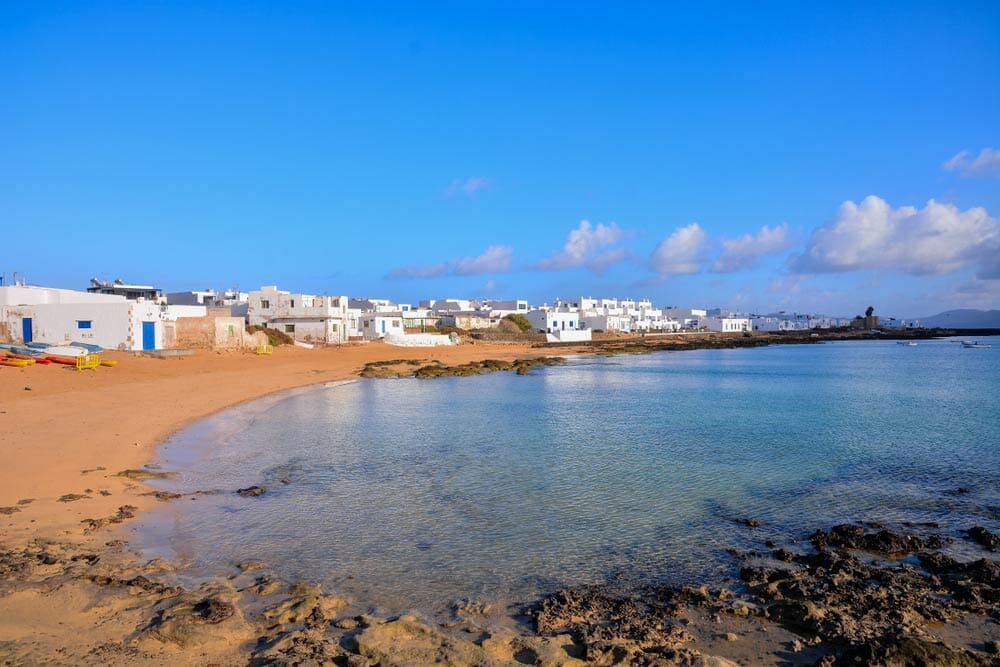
[896, 341, 917, 346]
[962, 341, 992, 349]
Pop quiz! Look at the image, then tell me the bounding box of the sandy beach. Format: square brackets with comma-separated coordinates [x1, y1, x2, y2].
[0, 342, 574, 665]
[1, 337, 997, 666]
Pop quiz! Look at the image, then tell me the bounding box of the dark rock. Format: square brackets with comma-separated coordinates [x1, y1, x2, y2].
[810, 524, 949, 555]
[967, 526, 1000, 550]
[193, 597, 235, 623]
[236, 486, 266, 497]
[836, 634, 988, 667]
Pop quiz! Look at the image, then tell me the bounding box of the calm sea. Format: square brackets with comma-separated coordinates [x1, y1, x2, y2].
[132, 337, 1000, 614]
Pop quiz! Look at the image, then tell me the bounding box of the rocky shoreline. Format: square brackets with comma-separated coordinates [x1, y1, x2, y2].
[2, 516, 997, 665]
[359, 356, 565, 379]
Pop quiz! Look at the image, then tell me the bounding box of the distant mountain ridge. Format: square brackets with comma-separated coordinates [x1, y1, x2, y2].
[918, 309, 1000, 329]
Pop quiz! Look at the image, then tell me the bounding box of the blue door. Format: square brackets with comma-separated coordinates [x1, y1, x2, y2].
[142, 321, 156, 350]
[381, 320, 385, 334]
[22, 317, 32, 343]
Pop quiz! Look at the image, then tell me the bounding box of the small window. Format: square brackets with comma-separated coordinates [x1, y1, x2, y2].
[363, 321, 370, 328]
[77, 320, 92, 329]
[331, 323, 338, 332]
[290, 300, 295, 308]
[261, 299, 270, 309]
[284, 324, 295, 333]
[392, 320, 400, 327]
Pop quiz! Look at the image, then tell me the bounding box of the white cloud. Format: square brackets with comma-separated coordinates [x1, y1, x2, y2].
[453, 245, 513, 275]
[790, 195, 999, 277]
[385, 262, 450, 280]
[713, 224, 793, 272]
[931, 279, 1000, 310]
[444, 176, 490, 197]
[530, 220, 629, 272]
[942, 147, 1000, 177]
[649, 223, 708, 275]
[386, 245, 512, 280]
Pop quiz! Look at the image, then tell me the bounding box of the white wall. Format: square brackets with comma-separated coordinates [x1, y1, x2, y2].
[360, 315, 404, 340]
[546, 329, 592, 343]
[384, 332, 456, 347]
[0, 285, 124, 306]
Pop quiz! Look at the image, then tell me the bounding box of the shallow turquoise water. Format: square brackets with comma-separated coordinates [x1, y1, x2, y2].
[133, 337, 1000, 614]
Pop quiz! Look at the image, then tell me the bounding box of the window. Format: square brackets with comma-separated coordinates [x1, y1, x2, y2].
[284, 324, 295, 333]
[290, 300, 295, 308]
[331, 323, 338, 332]
[392, 320, 400, 327]
[261, 299, 270, 309]
[77, 320, 92, 329]
[363, 321, 370, 328]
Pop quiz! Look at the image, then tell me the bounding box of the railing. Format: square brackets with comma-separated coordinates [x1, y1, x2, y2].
[76, 354, 101, 371]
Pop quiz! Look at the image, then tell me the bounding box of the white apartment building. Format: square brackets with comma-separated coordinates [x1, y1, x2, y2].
[248, 286, 350, 344]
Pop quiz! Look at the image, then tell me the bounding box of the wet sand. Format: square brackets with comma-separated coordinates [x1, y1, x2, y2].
[1, 336, 997, 665]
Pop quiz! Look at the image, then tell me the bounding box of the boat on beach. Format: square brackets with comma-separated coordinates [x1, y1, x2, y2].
[43, 345, 88, 357]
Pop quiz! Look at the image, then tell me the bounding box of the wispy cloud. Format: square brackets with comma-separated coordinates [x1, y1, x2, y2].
[453, 244, 513, 275]
[713, 224, 794, 272]
[789, 195, 999, 277]
[529, 220, 630, 273]
[443, 176, 491, 198]
[649, 223, 708, 275]
[943, 147, 1000, 177]
[386, 245, 513, 280]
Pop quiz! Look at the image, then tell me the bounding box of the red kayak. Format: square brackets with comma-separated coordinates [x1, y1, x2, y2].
[45, 355, 78, 365]
[7, 353, 51, 365]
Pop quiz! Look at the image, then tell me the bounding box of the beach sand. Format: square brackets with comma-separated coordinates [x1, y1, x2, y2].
[0, 342, 579, 665]
[1, 337, 996, 666]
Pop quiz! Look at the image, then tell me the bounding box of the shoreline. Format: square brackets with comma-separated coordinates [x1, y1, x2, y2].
[1, 333, 998, 664]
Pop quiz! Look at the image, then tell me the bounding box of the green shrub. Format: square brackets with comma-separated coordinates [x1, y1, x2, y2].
[247, 325, 294, 346]
[503, 313, 532, 333]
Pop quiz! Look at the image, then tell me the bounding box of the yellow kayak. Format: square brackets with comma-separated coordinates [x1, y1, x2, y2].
[100, 360, 118, 367]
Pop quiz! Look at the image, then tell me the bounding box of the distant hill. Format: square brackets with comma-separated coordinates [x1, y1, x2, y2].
[918, 309, 1000, 329]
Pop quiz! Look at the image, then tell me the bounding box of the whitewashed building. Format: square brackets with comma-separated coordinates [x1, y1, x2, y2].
[248, 286, 350, 344]
[0, 284, 200, 350]
[359, 313, 404, 340]
[702, 316, 752, 333]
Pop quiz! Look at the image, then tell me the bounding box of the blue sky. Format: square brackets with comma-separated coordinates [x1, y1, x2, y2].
[2, 2, 998, 318]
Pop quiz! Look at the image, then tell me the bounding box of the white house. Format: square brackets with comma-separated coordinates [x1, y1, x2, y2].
[248, 286, 350, 344]
[580, 314, 632, 333]
[525, 308, 591, 342]
[359, 313, 404, 340]
[0, 284, 197, 350]
[166, 288, 248, 307]
[702, 316, 752, 333]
